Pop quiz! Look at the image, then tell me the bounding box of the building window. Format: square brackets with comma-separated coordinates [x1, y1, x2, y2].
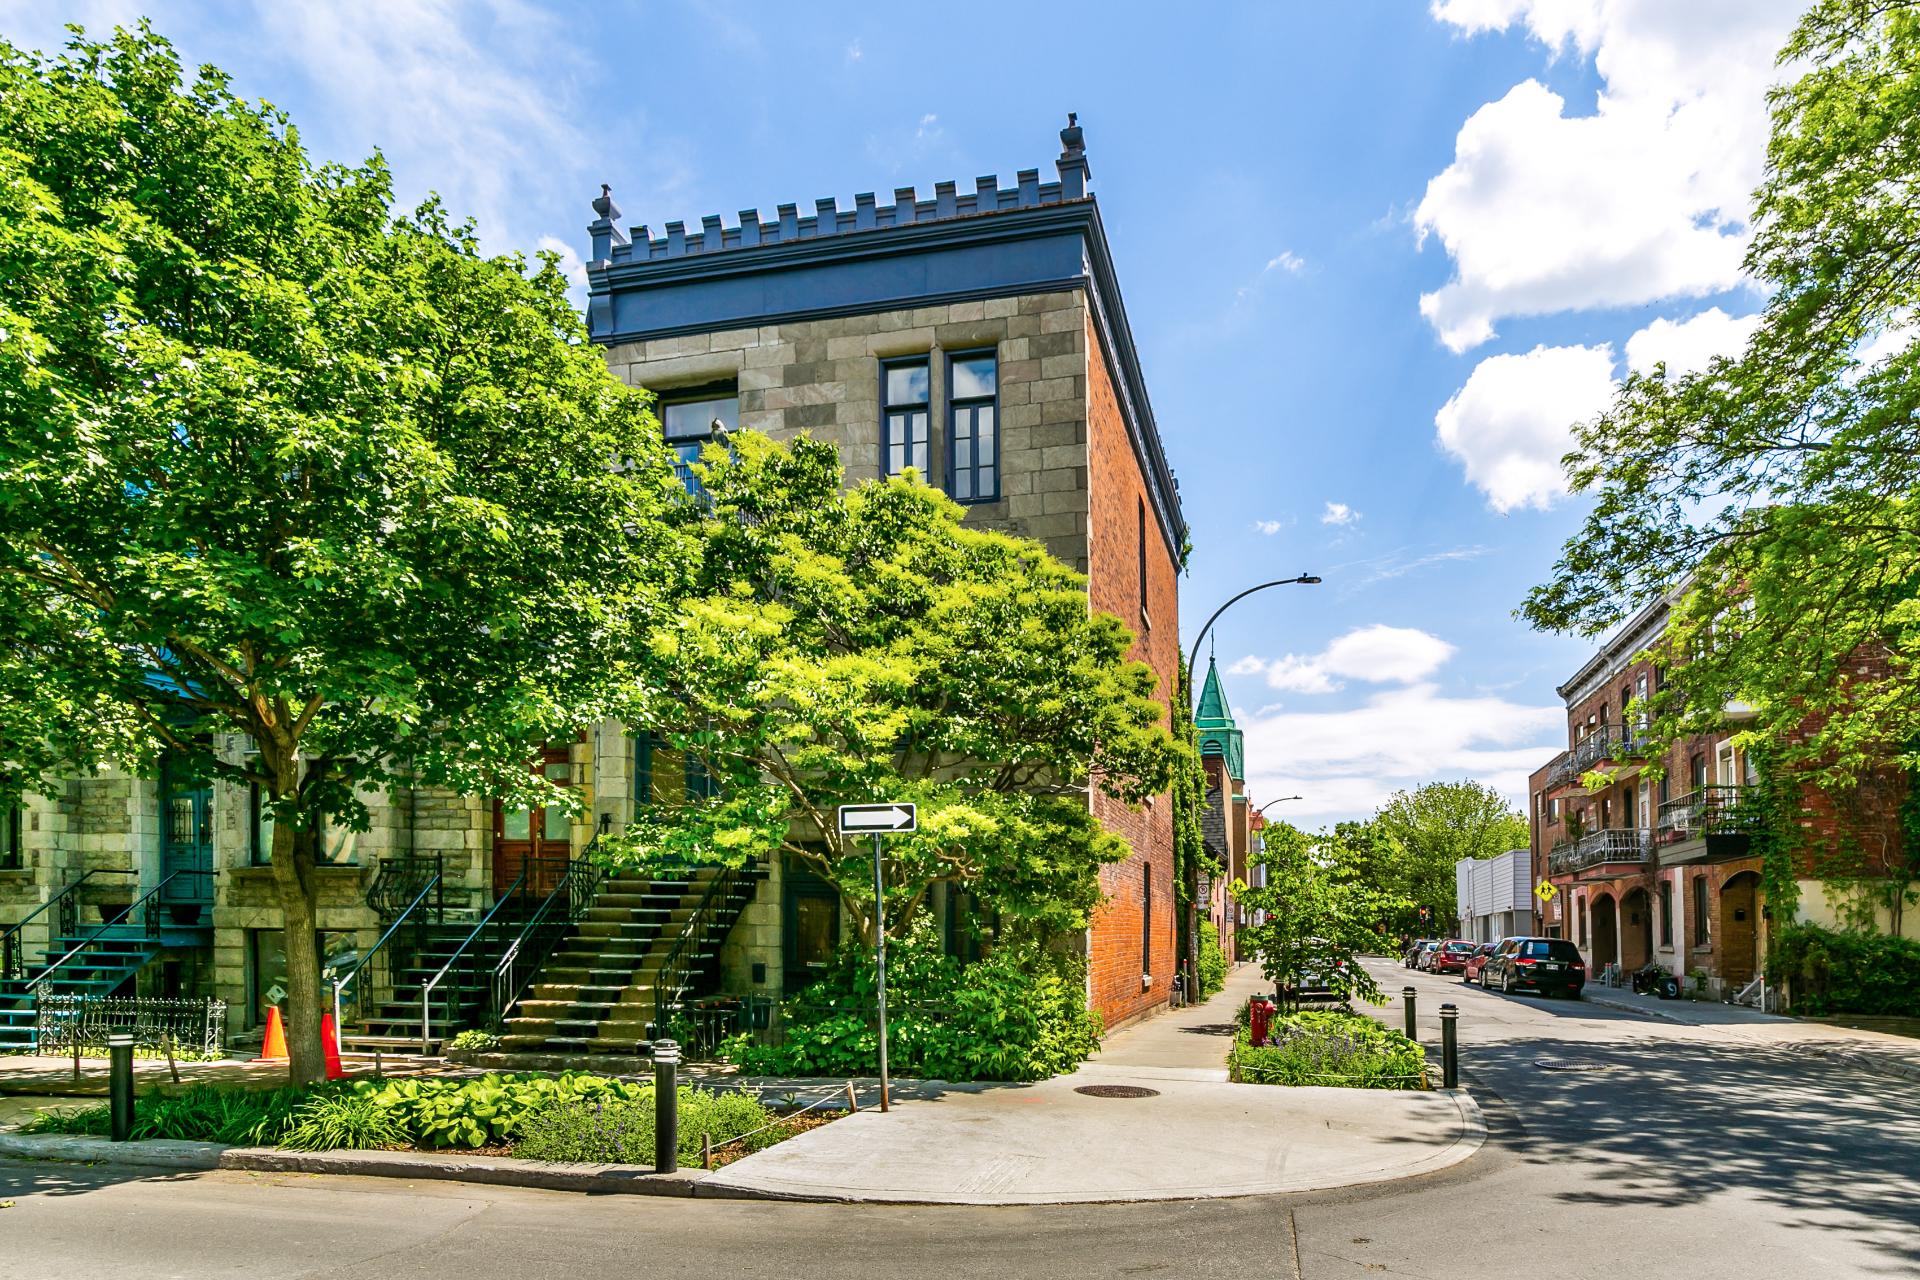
[882, 358, 930, 479]
[249, 787, 353, 866]
[783, 860, 841, 987]
[1578, 898, 1588, 947]
[247, 929, 358, 1031]
[1692, 876, 1710, 946]
[0, 801, 20, 870]
[661, 382, 739, 495]
[945, 351, 997, 501]
[1136, 497, 1148, 624]
[1691, 753, 1707, 792]
[1141, 863, 1153, 976]
[1658, 880, 1673, 947]
[634, 733, 716, 809]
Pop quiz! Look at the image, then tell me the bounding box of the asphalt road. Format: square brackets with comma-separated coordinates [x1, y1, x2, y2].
[3, 962, 1915, 1280]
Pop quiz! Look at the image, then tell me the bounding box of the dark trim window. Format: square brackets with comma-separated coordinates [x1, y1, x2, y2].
[881, 358, 930, 479]
[250, 784, 274, 867]
[1136, 497, 1148, 624]
[1141, 864, 1153, 975]
[945, 350, 998, 501]
[634, 733, 717, 809]
[1658, 880, 1673, 947]
[661, 381, 739, 495]
[0, 801, 20, 870]
[1692, 876, 1710, 946]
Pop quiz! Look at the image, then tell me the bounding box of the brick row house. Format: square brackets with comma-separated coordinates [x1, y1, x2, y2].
[0, 119, 1190, 1052]
[1525, 595, 1912, 999]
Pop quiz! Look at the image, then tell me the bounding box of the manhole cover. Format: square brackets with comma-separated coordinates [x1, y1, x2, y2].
[1074, 1084, 1161, 1098]
[1532, 1058, 1618, 1073]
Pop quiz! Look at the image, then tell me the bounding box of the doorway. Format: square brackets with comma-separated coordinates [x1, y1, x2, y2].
[160, 751, 215, 922]
[1590, 893, 1619, 973]
[1620, 887, 1652, 970]
[1720, 872, 1761, 986]
[494, 746, 575, 897]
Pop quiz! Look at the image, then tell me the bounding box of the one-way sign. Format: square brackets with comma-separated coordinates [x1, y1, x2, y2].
[837, 803, 917, 834]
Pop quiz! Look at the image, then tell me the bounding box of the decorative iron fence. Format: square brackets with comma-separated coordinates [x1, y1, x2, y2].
[35, 995, 227, 1057]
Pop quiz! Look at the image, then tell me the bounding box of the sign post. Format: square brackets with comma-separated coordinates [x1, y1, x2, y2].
[838, 803, 916, 1114]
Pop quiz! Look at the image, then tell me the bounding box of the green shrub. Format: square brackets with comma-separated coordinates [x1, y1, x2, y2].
[1230, 1011, 1426, 1089]
[514, 1086, 782, 1165]
[1198, 922, 1228, 998]
[1769, 922, 1920, 1016]
[353, 1072, 649, 1149]
[736, 921, 1103, 1082]
[448, 1030, 503, 1052]
[280, 1092, 410, 1152]
[20, 1082, 319, 1145]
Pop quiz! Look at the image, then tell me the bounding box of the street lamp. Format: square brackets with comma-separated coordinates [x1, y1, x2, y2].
[1178, 573, 1322, 997]
[1255, 795, 1303, 819]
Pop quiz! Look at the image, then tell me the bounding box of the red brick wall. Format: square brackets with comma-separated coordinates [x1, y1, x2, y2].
[1083, 311, 1180, 1031]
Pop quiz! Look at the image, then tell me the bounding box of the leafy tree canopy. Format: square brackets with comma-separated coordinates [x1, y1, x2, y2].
[0, 25, 679, 1080]
[1522, 0, 1920, 786]
[1231, 823, 1408, 1011]
[611, 431, 1182, 945]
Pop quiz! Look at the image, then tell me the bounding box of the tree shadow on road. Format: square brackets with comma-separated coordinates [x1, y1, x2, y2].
[0, 1157, 210, 1199]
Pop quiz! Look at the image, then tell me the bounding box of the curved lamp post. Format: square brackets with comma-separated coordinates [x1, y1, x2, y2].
[1178, 574, 1321, 997]
[1255, 795, 1303, 820]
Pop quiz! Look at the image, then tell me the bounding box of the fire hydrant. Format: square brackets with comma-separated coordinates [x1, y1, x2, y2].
[1248, 995, 1276, 1047]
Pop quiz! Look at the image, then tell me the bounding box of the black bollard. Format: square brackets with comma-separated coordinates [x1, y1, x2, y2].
[653, 1038, 680, 1174]
[1439, 1003, 1459, 1089]
[1403, 986, 1417, 1041]
[108, 1033, 135, 1142]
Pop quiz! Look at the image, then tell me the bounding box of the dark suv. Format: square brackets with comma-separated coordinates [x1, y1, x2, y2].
[1480, 936, 1586, 998]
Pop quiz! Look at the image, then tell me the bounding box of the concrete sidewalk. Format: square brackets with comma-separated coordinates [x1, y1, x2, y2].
[703, 964, 1483, 1205]
[1581, 986, 1920, 1084]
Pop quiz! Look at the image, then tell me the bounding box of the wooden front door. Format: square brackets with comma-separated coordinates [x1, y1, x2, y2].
[494, 747, 574, 896]
[1720, 872, 1760, 986]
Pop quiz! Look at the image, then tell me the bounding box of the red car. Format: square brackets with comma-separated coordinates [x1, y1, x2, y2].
[1428, 939, 1478, 975]
[1462, 942, 1499, 983]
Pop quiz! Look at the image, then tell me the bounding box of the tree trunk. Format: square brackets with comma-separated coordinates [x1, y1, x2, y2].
[264, 748, 326, 1086]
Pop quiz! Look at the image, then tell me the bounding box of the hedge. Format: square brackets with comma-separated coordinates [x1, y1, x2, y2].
[1768, 922, 1920, 1017]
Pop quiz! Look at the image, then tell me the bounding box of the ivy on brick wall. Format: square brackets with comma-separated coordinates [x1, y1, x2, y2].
[1170, 657, 1210, 909]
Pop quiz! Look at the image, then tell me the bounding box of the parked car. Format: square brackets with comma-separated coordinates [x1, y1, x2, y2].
[1429, 940, 1478, 975]
[1413, 941, 1442, 971]
[1462, 942, 1499, 984]
[1401, 940, 1434, 968]
[1480, 936, 1587, 997]
[1286, 940, 1349, 1001]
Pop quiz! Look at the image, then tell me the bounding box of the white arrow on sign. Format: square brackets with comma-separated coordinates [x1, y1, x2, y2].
[837, 803, 917, 834]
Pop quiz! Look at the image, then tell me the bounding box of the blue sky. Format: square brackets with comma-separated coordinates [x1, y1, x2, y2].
[4, 0, 1809, 825]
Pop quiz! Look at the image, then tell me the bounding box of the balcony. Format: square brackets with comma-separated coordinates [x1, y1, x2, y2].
[1569, 724, 1649, 775]
[1657, 785, 1752, 863]
[1543, 751, 1575, 791]
[1548, 827, 1652, 877]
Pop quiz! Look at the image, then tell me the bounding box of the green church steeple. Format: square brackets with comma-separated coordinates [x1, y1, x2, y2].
[1194, 657, 1244, 781]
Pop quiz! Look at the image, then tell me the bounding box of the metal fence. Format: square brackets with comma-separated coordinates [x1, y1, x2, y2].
[35, 995, 228, 1057]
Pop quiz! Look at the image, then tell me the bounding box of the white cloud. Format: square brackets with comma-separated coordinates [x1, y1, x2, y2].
[1417, 0, 1802, 351]
[1336, 545, 1490, 592]
[1253, 519, 1287, 535]
[1625, 307, 1760, 377]
[845, 39, 863, 62]
[1243, 682, 1562, 823]
[1435, 342, 1618, 512]
[1320, 501, 1359, 527]
[1244, 625, 1458, 695]
[1266, 250, 1306, 274]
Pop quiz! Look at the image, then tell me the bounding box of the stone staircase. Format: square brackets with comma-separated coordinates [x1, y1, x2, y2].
[501, 867, 755, 1054]
[0, 926, 167, 1052]
[337, 919, 496, 1056]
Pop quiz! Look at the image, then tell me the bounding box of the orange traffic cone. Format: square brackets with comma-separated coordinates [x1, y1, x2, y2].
[252, 1006, 288, 1062]
[320, 1012, 346, 1080]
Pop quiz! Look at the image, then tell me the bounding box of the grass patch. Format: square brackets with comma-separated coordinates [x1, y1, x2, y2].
[1229, 1011, 1426, 1089]
[514, 1086, 824, 1167]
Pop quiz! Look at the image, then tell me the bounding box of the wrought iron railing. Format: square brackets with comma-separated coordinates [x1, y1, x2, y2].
[367, 853, 444, 923]
[419, 863, 546, 1052]
[1570, 724, 1648, 774]
[491, 854, 602, 1023]
[25, 869, 213, 992]
[652, 863, 757, 1035]
[35, 995, 227, 1057]
[1543, 751, 1575, 790]
[1657, 785, 1746, 843]
[1548, 828, 1652, 876]
[0, 870, 136, 981]
[332, 868, 443, 1033]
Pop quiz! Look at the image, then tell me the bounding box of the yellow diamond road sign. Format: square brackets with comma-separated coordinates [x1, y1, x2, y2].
[1535, 881, 1558, 902]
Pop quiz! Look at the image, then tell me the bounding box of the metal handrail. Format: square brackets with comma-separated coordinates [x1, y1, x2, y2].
[420, 867, 532, 1052]
[1657, 784, 1745, 840]
[490, 856, 602, 1021]
[331, 871, 442, 1038]
[25, 869, 212, 990]
[1, 870, 136, 981]
[653, 863, 750, 1033]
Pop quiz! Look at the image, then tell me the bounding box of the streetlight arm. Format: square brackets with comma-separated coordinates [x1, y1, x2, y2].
[1185, 575, 1322, 694]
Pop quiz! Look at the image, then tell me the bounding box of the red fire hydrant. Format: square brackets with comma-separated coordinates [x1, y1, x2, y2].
[1248, 995, 1276, 1047]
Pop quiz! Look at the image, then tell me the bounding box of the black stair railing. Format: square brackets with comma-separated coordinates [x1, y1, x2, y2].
[333, 868, 443, 1037]
[25, 869, 212, 993]
[419, 865, 541, 1053]
[652, 862, 758, 1035]
[367, 853, 445, 923]
[491, 853, 603, 1027]
[1, 870, 135, 982]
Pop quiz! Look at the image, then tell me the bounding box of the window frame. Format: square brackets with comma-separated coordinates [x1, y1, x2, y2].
[1692, 876, 1710, 946]
[880, 355, 931, 481]
[0, 800, 20, 871]
[659, 379, 740, 496]
[633, 732, 717, 810]
[1657, 879, 1673, 947]
[944, 348, 999, 503]
[1141, 862, 1153, 977]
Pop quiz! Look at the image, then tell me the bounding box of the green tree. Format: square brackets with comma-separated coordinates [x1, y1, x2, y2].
[1369, 782, 1527, 931]
[613, 431, 1181, 946]
[0, 27, 677, 1083]
[1231, 823, 1406, 1011]
[1522, 1, 1920, 796]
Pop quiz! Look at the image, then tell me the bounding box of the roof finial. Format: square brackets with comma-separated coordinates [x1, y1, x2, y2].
[591, 183, 620, 222]
[1056, 113, 1090, 198]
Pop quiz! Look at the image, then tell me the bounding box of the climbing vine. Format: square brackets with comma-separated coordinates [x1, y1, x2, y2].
[1170, 657, 1210, 909]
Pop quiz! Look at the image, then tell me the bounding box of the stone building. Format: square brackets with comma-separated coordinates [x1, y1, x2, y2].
[1525, 595, 1911, 1000]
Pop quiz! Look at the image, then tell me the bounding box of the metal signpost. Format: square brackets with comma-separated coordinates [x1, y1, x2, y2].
[837, 803, 917, 1113]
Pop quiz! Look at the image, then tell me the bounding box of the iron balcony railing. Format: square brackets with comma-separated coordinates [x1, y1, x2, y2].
[1547, 828, 1652, 876]
[1543, 751, 1575, 790]
[1569, 724, 1649, 774]
[1657, 785, 1746, 843]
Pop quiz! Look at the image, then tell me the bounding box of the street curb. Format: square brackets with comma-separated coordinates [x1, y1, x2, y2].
[0, 1132, 225, 1170]
[1582, 992, 1920, 1085]
[218, 1147, 709, 1196]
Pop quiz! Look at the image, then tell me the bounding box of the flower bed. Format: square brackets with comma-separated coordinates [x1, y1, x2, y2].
[1229, 1011, 1426, 1089]
[18, 1071, 838, 1165]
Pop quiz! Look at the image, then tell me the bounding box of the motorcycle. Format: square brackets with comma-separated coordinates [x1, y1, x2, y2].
[1630, 962, 1680, 999]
